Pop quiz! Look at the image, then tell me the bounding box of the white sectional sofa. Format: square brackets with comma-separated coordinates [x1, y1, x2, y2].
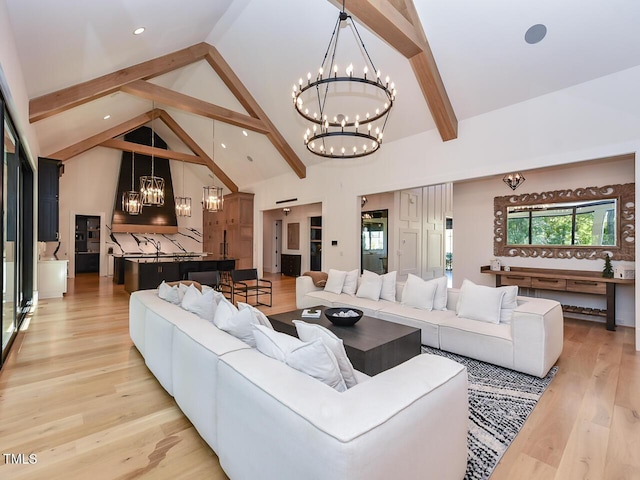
[296, 275, 563, 378]
[129, 289, 470, 480]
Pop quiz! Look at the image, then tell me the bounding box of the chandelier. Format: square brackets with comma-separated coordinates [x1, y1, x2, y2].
[203, 120, 224, 212]
[122, 152, 143, 215]
[175, 159, 192, 217]
[140, 105, 165, 205]
[293, 2, 396, 159]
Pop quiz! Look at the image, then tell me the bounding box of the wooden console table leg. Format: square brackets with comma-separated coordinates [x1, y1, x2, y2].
[606, 283, 616, 331]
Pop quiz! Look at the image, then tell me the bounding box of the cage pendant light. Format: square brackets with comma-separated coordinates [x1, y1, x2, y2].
[122, 152, 143, 215]
[203, 120, 224, 212]
[175, 159, 192, 217]
[140, 106, 165, 206]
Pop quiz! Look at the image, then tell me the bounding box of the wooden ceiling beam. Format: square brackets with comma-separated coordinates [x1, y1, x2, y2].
[29, 43, 210, 123]
[338, 0, 458, 141]
[204, 45, 307, 179]
[49, 109, 161, 161]
[100, 139, 205, 165]
[157, 109, 238, 193]
[120, 80, 270, 135]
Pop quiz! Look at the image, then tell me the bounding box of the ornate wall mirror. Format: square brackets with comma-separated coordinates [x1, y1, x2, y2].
[494, 183, 635, 260]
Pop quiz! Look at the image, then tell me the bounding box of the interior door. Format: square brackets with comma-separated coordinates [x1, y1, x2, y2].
[273, 220, 282, 273]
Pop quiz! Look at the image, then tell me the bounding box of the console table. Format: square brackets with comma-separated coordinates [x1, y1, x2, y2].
[481, 266, 634, 331]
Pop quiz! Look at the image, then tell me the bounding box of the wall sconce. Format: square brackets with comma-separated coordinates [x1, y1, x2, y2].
[283, 207, 291, 216]
[503, 172, 525, 190]
[361, 196, 368, 208]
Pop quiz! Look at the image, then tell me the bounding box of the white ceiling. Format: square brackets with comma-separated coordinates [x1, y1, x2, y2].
[6, 0, 640, 189]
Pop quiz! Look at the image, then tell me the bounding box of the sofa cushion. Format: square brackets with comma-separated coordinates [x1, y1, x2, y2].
[439, 315, 514, 370]
[456, 279, 505, 324]
[293, 320, 358, 388]
[325, 269, 347, 294]
[377, 305, 456, 347]
[401, 274, 438, 310]
[181, 284, 217, 322]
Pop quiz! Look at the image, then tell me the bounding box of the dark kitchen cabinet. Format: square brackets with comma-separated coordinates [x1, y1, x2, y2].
[124, 260, 180, 293]
[38, 158, 62, 241]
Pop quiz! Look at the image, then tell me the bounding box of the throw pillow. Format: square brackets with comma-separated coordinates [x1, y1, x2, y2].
[181, 284, 217, 323]
[253, 326, 348, 392]
[401, 274, 438, 311]
[499, 285, 519, 324]
[342, 269, 359, 296]
[456, 279, 506, 324]
[324, 269, 347, 294]
[253, 325, 304, 362]
[380, 270, 397, 302]
[302, 271, 328, 287]
[286, 339, 347, 392]
[431, 276, 449, 311]
[293, 320, 358, 388]
[157, 281, 181, 305]
[214, 307, 258, 347]
[355, 271, 383, 301]
[237, 302, 274, 329]
[213, 298, 239, 328]
[167, 280, 202, 292]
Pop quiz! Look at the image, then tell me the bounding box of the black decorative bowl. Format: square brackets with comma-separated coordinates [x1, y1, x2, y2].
[324, 308, 363, 326]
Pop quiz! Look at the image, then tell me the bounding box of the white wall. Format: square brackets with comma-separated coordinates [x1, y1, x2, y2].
[453, 156, 635, 327]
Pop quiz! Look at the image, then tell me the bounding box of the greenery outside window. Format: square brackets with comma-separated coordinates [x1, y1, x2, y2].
[506, 200, 616, 246]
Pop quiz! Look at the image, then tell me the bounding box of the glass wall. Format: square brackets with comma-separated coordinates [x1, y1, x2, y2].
[1, 97, 34, 367]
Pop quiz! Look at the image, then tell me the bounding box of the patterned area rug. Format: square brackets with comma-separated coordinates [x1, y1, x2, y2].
[422, 346, 558, 480]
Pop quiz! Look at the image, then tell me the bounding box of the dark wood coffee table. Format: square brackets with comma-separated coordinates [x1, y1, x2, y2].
[268, 307, 421, 376]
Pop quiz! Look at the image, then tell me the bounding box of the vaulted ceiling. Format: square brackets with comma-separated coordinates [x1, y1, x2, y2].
[6, 0, 640, 191]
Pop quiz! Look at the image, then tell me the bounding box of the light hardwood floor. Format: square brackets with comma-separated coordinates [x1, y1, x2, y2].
[0, 273, 638, 479]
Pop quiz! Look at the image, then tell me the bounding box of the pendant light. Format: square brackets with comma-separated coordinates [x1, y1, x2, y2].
[203, 120, 224, 212]
[122, 152, 143, 215]
[292, 0, 396, 159]
[140, 104, 165, 205]
[175, 159, 192, 217]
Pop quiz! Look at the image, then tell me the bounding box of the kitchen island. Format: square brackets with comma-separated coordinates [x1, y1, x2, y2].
[124, 256, 235, 293]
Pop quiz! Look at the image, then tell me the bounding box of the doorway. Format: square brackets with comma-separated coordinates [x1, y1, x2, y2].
[75, 215, 100, 274]
[361, 209, 388, 274]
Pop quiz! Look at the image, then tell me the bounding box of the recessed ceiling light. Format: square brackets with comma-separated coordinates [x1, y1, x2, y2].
[525, 24, 547, 45]
[133, 27, 145, 35]
[221, 143, 227, 149]
[242, 130, 248, 137]
[103, 114, 111, 120]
